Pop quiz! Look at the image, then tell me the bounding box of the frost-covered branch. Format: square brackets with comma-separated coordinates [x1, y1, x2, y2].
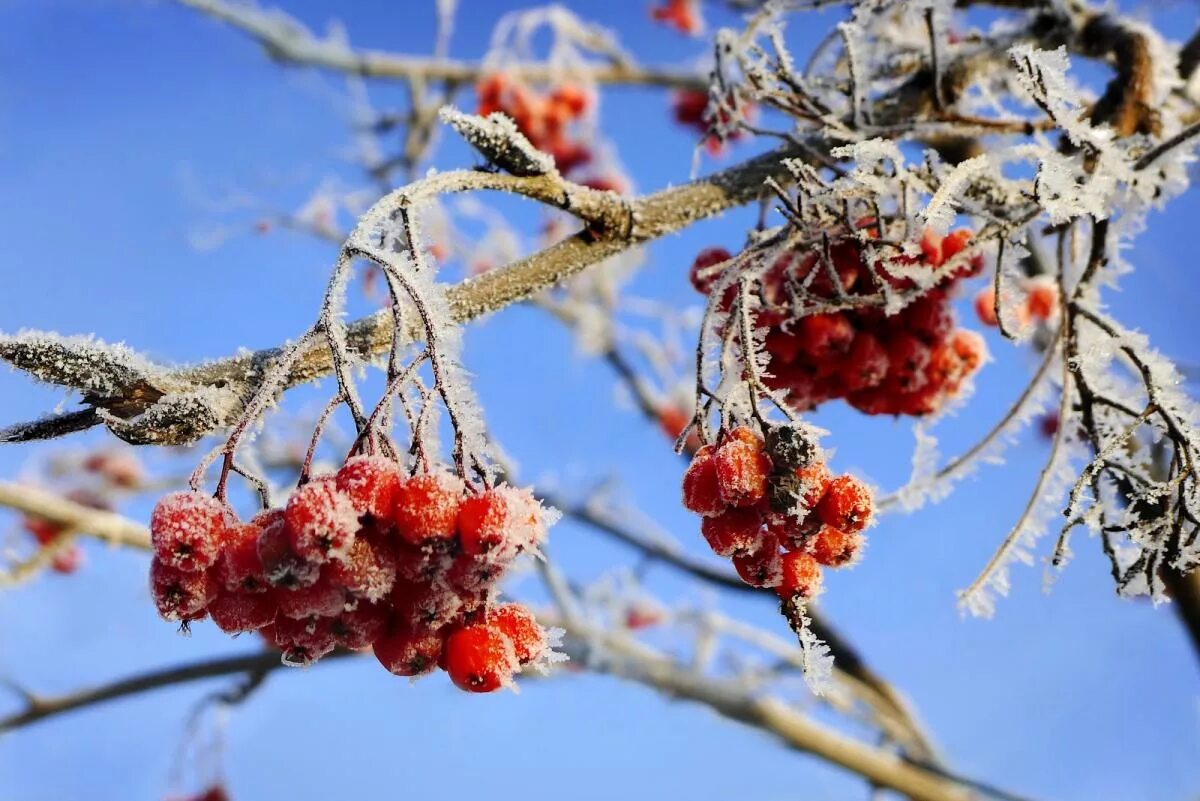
[174, 0, 707, 90]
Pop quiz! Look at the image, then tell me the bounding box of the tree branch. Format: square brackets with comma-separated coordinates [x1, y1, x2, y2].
[174, 0, 707, 90]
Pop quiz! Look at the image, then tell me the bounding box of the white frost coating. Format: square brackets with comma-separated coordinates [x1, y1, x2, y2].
[0, 330, 163, 396]
[920, 154, 992, 234]
[793, 605, 835, 695]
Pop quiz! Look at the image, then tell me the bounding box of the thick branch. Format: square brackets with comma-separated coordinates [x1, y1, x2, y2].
[0, 482, 151, 550]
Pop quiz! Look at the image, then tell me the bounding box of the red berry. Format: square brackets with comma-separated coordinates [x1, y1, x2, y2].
[217, 518, 269, 594]
[336, 455, 402, 521]
[700, 506, 762, 558]
[817, 475, 874, 534]
[445, 552, 507, 595]
[374, 625, 447, 676]
[974, 287, 999, 327]
[488, 604, 546, 665]
[442, 624, 518, 693]
[809, 524, 864, 567]
[284, 477, 359, 564]
[902, 294, 954, 344]
[732, 539, 784, 588]
[682, 445, 724, 516]
[794, 461, 832, 509]
[841, 332, 889, 392]
[952, 329, 987, 375]
[393, 471, 464, 546]
[1024, 278, 1059, 321]
[390, 579, 464, 630]
[776, 552, 823, 600]
[209, 590, 277, 633]
[150, 558, 216, 622]
[689, 247, 731, 294]
[276, 572, 347, 619]
[326, 532, 397, 602]
[266, 615, 336, 666]
[256, 511, 320, 590]
[393, 541, 453, 584]
[885, 333, 933, 393]
[457, 485, 544, 557]
[331, 601, 389, 650]
[799, 314, 855, 360]
[713, 428, 771, 508]
[149, 491, 230, 573]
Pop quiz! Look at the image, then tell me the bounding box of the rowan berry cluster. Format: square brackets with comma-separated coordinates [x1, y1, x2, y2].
[682, 424, 873, 602]
[149, 456, 556, 693]
[691, 228, 988, 416]
[476, 73, 620, 190]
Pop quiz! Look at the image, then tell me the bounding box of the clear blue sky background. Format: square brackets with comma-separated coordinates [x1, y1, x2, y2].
[0, 2, 1197, 800]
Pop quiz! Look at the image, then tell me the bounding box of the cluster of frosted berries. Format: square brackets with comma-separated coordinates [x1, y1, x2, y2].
[691, 229, 988, 417]
[148, 457, 557, 693]
[474, 74, 622, 192]
[681, 424, 873, 602]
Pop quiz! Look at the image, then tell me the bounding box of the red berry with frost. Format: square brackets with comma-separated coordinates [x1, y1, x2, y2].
[809, 524, 864, 567]
[331, 601, 390, 650]
[713, 428, 771, 508]
[284, 477, 359, 564]
[150, 491, 230, 573]
[1025, 278, 1059, 321]
[794, 461, 832, 510]
[276, 573, 347, 619]
[209, 590, 277, 634]
[700, 506, 762, 558]
[682, 445, 724, 516]
[817, 475, 874, 534]
[390, 579, 464, 630]
[336, 455, 402, 521]
[488, 604, 546, 665]
[266, 615, 336, 666]
[217, 518, 269, 594]
[374, 625, 447, 677]
[776, 552, 823, 600]
[799, 314, 855, 360]
[903, 294, 954, 344]
[842, 333, 889, 392]
[457, 485, 539, 557]
[952, 329, 987, 374]
[886, 333, 933, 393]
[256, 511, 320, 590]
[393, 471, 464, 546]
[326, 532, 397, 602]
[732, 539, 784, 588]
[443, 624, 519, 693]
[445, 552, 507, 595]
[150, 558, 216, 622]
[393, 541, 453, 584]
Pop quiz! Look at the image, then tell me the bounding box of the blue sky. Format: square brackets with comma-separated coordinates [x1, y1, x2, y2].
[0, 2, 1198, 800]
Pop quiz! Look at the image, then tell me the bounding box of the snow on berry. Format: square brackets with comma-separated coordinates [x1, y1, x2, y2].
[208, 590, 277, 634]
[701, 506, 763, 558]
[393, 471, 465, 546]
[336, 455, 403, 520]
[150, 491, 230, 573]
[732, 538, 784, 588]
[713, 427, 772, 507]
[809, 525, 865, 567]
[777, 552, 824, 601]
[325, 533, 397, 602]
[284, 477, 360, 564]
[488, 603, 546, 665]
[150, 558, 217, 622]
[816, 475, 874, 534]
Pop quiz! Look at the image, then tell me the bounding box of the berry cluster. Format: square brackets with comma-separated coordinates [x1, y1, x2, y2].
[973, 276, 1059, 328]
[149, 456, 556, 693]
[681, 425, 872, 601]
[475, 74, 621, 190]
[691, 229, 988, 417]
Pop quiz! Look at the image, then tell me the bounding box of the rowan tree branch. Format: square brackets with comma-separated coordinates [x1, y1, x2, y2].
[174, 0, 708, 90]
